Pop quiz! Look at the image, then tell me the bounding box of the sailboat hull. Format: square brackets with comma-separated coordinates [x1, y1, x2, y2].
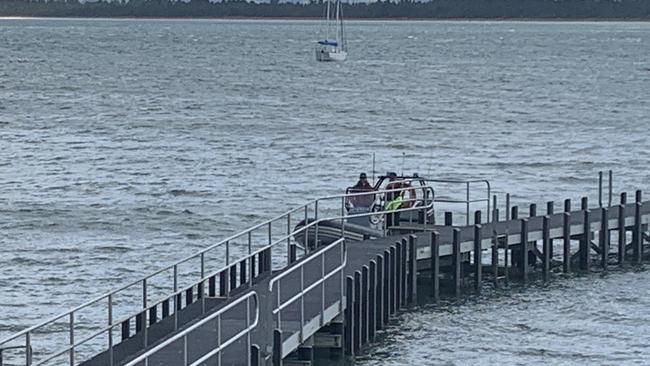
[315, 48, 347, 62]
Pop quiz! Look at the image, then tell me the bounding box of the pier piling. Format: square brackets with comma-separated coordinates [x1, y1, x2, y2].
[369, 261, 376, 341]
[563, 212, 571, 273]
[520, 219, 529, 285]
[600, 207, 609, 270]
[474, 224, 482, 293]
[430, 231, 440, 303]
[452, 228, 461, 297]
[542, 215, 550, 282]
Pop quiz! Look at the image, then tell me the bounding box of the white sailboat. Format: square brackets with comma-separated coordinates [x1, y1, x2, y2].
[315, 0, 347, 62]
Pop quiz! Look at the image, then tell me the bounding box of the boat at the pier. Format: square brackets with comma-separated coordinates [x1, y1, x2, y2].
[293, 173, 434, 247]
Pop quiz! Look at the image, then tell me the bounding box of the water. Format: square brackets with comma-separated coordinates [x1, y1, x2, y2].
[1, 18, 650, 364]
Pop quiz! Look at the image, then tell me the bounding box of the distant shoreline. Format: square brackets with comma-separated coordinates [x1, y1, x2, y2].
[2, 0, 650, 21]
[2, 15, 650, 22]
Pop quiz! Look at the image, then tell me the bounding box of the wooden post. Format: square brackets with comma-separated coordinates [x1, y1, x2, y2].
[375, 255, 384, 331]
[506, 193, 511, 221]
[474, 224, 482, 293]
[383, 249, 390, 324]
[407, 235, 417, 305]
[353, 271, 361, 354]
[369, 260, 376, 342]
[542, 216, 550, 282]
[503, 230, 509, 285]
[491, 229, 499, 288]
[547, 201, 554, 258]
[395, 241, 402, 310]
[580, 208, 591, 271]
[401, 238, 408, 306]
[430, 231, 440, 303]
[273, 329, 283, 366]
[251, 344, 261, 366]
[520, 219, 529, 285]
[493, 195, 498, 222]
[528, 204, 537, 267]
[361, 266, 369, 345]
[511, 206, 519, 220]
[452, 228, 461, 297]
[389, 246, 396, 315]
[634, 190, 643, 263]
[581, 197, 588, 210]
[475, 210, 482, 225]
[563, 212, 571, 273]
[618, 203, 626, 265]
[289, 244, 297, 264]
[344, 276, 354, 356]
[445, 212, 453, 226]
[600, 207, 609, 270]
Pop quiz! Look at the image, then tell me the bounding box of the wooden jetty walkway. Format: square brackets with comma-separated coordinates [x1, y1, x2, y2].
[2, 179, 650, 366]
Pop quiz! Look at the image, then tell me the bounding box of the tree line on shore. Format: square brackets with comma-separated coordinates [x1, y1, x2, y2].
[2, 0, 649, 19]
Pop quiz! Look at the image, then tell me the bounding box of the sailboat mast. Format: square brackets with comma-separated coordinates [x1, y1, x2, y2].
[335, 0, 339, 45]
[326, 0, 331, 41]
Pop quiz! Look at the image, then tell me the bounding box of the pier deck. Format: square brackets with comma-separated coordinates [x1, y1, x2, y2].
[86, 198, 650, 366]
[3, 186, 650, 366]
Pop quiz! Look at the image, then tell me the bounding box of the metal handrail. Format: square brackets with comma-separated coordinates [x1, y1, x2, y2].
[123, 291, 258, 366]
[421, 178, 491, 225]
[0, 185, 434, 366]
[268, 238, 346, 354]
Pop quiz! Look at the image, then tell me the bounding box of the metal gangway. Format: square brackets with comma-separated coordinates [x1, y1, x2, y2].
[0, 178, 493, 366]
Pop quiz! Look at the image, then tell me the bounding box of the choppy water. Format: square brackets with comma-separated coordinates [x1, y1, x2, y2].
[1, 18, 650, 365]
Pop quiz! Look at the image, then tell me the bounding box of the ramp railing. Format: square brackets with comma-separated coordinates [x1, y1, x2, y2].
[268, 238, 346, 359]
[421, 178, 491, 225]
[0, 186, 432, 366]
[123, 291, 258, 366]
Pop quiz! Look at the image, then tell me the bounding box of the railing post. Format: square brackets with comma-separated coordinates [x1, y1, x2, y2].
[466, 182, 470, 225]
[320, 253, 325, 326]
[506, 193, 511, 221]
[69, 312, 74, 366]
[142, 279, 148, 347]
[287, 213, 291, 263]
[108, 294, 114, 366]
[608, 170, 613, 208]
[299, 266, 305, 342]
[314, 200, 319, 248]
[599, 171, 603, 207]
[26, 332, 31, 366]
[305, 205, 309, 253]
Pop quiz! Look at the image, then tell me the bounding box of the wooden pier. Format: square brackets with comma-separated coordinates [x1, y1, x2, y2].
[2, 184, 650, 366]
